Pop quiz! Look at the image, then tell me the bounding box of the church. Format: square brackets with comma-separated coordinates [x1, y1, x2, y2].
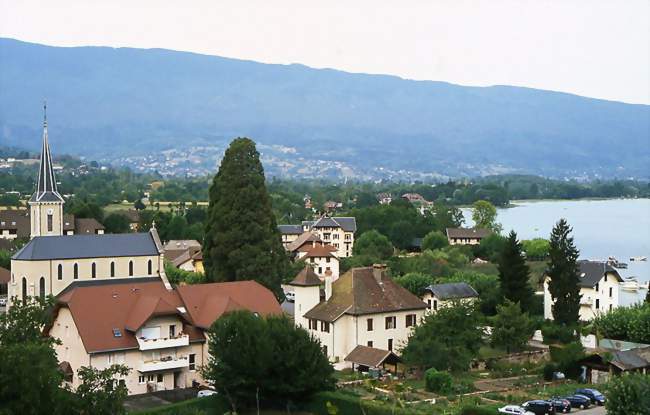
[7, 109, 170, 307]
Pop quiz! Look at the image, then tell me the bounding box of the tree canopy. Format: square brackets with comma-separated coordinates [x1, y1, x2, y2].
[203, 138, 289, 297]
[353, 230, 394, 259]
[490, 300, 534, 353]
[421, 230, 449, 251]
[203, 311, 334, 412]
[471, 200, 501, 232]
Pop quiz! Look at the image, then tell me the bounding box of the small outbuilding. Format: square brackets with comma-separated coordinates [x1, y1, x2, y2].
[422, 282, 478, 313]
[344, 345, 402, 373]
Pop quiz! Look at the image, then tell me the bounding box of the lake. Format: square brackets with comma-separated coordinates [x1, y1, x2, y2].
[462, 198, 650, 305]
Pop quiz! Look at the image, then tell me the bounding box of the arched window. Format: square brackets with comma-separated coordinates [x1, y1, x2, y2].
[129, 261, 134, 276]
[21, 277, 27, 302]
[110, 262, 115, 277]
[147, 260, 153, 275]
[91, 263, 96, 279]
[73, 263, 79, 280]
[58, 264, 63, 280]
[39, 277, 46, 299]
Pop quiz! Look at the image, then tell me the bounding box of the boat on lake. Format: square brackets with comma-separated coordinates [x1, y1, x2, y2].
[630, 256, 647, 262]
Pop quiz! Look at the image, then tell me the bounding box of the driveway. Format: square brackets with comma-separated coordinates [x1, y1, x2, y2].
[578, 405, 606, 415]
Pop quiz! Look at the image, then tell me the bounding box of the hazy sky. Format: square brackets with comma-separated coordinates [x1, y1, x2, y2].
[1, 0, 648, 104]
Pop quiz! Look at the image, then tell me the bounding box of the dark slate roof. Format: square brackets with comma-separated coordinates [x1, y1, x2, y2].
[582, 347, 650, 371]
[303, 216, 357, 232]
[425, 282, 478, 300]
[13, 232, 160, 261]
[30, 120, 64, 203]
[446, 227, 491, 239]
[304, 266, 427, 322]
[289, 266, 322, 286]
[0, 209, 30, 236]
[75, 218, 105, 234]
[577, 260, 623, 288]
[278, 224, 302, 235]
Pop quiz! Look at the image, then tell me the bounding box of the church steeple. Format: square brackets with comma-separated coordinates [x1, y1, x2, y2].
[29, 102, 64, 237]
[32, 101, 63, 203]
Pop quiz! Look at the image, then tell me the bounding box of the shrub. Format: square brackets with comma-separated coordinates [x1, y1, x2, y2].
[543, 362, 558, 381]
[424, 368, 453, 394]
[541, 323, 577, 344]
[460, 406, 499, 415]
[606, 373, 650, 415]
[549, 341, 585, 379]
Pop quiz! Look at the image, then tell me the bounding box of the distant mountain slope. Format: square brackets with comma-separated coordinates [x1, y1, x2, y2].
[0, 38, 648, 178]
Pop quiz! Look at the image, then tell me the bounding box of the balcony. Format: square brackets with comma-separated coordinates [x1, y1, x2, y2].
[137, 334, 189, 351]
[139, 356, 189, 372]
[580, 297, 593, 306]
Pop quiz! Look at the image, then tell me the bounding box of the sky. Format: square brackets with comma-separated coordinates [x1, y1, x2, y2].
[1, 0, 648, 104]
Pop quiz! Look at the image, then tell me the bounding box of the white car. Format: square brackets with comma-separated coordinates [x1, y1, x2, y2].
[0, 298, 7, 307]
[285, 291, 295, 302]
[498, 405, 534, 415]
[197, 389, 218, 398]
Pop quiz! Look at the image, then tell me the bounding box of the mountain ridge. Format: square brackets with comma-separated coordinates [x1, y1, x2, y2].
[0, 37, 648, 179]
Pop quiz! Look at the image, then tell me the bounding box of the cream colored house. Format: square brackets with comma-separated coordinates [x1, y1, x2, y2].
[279, 216, 356, 258]
[543, 260, 623, 321]
[446, 228, 491, 245]
[422, 282, 478, 314]
[290, 264, 427, 363]
[46, 278, 281, 395]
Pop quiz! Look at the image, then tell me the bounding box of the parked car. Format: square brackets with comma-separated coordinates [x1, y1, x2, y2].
[499, 405, 535, 415]
[197, 389, 218, 398]
[563, 395, 591, 410]
[549, 397, 571, 413]
[285, 291, 295, 302]
[575, 388, 606, 405]
[522, 400, 556, 415]
[0, 297, 7, 307]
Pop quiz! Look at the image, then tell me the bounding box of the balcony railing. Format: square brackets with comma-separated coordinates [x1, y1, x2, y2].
[137, 333, 189, 350]
[139, 356, 189, 372]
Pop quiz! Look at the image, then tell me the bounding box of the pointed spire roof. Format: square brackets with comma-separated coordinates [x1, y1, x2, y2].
[30, 102, 64, 203]
[289, 265, 322, 287]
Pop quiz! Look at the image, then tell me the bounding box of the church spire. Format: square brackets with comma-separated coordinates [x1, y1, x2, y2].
[31, 101, 63, 202]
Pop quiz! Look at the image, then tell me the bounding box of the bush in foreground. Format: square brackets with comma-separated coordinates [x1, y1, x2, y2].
[424, 368, 453, 394]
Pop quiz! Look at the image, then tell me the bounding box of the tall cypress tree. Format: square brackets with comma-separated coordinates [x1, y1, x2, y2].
[203, 138, 289, 297]
[547, 219, 581, 325]
[498, 230, 534, 311]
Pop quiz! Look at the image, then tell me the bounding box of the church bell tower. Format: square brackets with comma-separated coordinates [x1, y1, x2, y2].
[29, 102, 64, 238]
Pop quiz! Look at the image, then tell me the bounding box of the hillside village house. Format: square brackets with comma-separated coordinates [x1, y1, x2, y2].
[377, 193, 392, 205]
[47, 278, 281, 394]
[0, 210, 104, 240]
[290, 264, 426, 363]
[446, 227, 491, 245]
[286, 232, 340, 279]
[7, 113, 170, 308]
[279, 216, 356, 258]
[164, 240, 204, 274]
[543, 260, 623, 321]
[422, 282, 478, 313]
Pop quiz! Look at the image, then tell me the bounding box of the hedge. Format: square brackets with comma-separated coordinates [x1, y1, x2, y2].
[306, 391, 429, 415]
[459, 406, 499, 415]
[130, 395, 228, 415]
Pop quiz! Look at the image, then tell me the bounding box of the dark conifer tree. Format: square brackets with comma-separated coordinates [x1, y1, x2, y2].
[203, 138, 289, 297]
[547, 219, 581, 325]
[497, 230, 534, 311]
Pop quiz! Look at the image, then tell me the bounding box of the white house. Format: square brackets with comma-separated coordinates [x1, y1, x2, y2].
[543, 260, 624, 321]
[290, 264, 427, 364]
[422, 282, 478, 314]
[279, 216, 357, 258]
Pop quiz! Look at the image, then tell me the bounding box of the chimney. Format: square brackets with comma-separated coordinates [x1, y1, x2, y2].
[324, 276, 333, 301]
[373, 263, 387, 285]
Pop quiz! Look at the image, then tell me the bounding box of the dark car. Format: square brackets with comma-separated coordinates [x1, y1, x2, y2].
[575, 388, 606, 405]
[549, 397, 571, 413]
[563, 395, 591, 409]
[522, 400, 556, 415]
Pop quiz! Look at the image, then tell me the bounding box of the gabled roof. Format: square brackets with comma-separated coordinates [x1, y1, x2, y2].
[51, 278, 282, 353]
[74, 218, 105, 234]
[581, 347, 650, 371]
[305, 216, 357, 232]
[576, 260, 624, 288]
[424, 282, 478, 300]
[278, 224, 303, 235]
[344, 345, 402, 368]
[176, 281, 281, 329]
[304, 266, 426, 322]
[13, 231, 160, 260]
[446, 227, 492, 239]
[302, 245, 338, 259]
[0, 209, 30, 236]
[289, 266, 322, 287]
[286, 231, 322, 252]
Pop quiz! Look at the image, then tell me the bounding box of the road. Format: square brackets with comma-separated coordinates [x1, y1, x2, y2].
[578, 405, 606, 415]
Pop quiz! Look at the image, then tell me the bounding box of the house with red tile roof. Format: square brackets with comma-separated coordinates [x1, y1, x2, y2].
[47, 278, 281, 394]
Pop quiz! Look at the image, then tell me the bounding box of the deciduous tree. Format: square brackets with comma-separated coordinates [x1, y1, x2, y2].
[490, 300, 534, 353]
[471, 200, 501, 232]
[606, 373, 650, 415]
[353, 230, 394, 259]
[75, 365, 131, 415]
[421, 230, 449, 251]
